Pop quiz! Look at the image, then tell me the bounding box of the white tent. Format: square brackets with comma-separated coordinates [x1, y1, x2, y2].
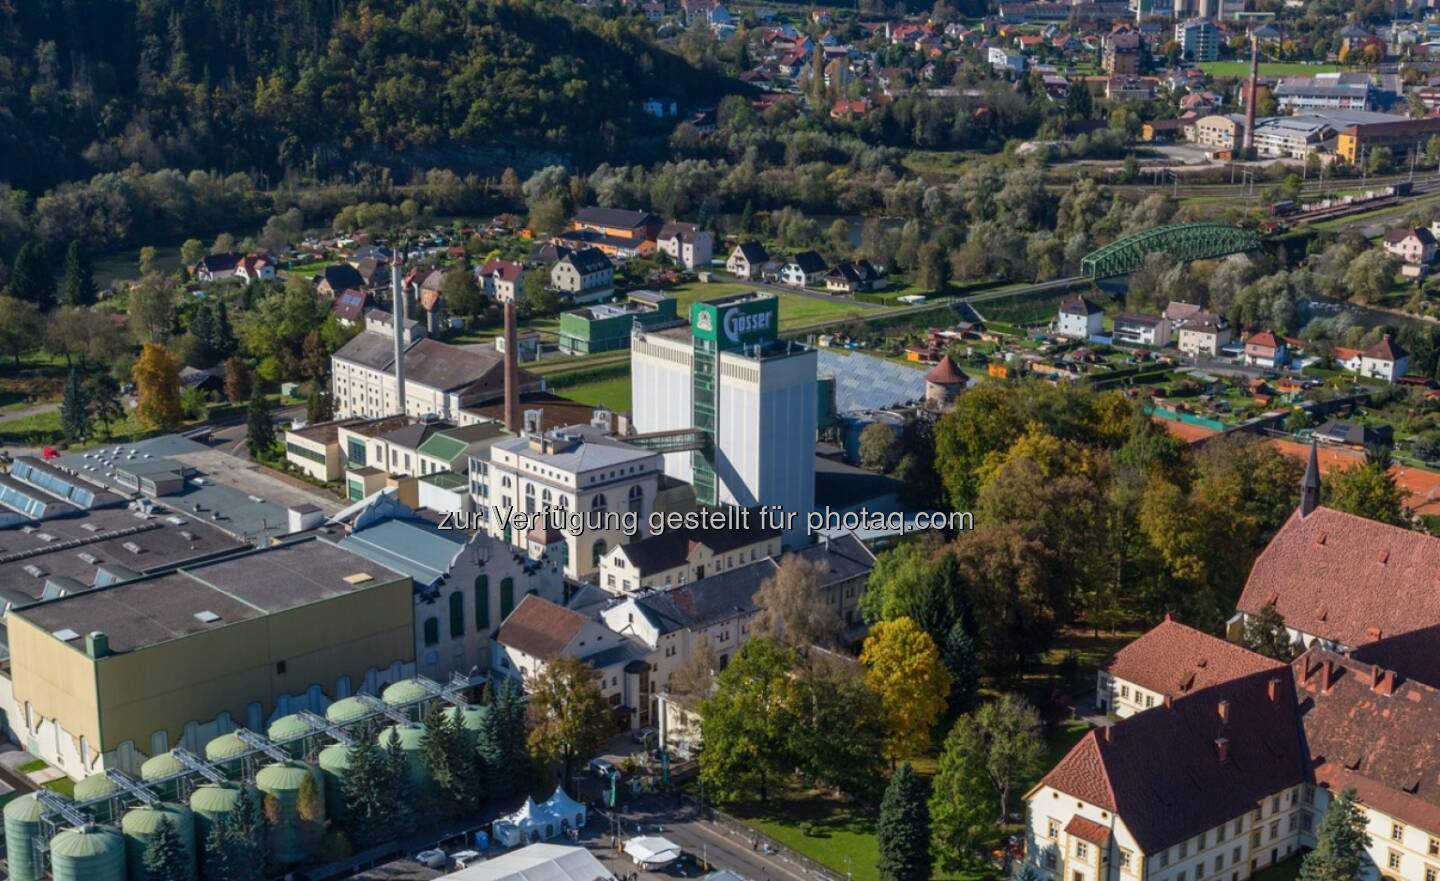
[493, 797, 552, 848]
[623, 836, 683, 869]
[441, 843, 615, 881]
[539, 786, 587, 832]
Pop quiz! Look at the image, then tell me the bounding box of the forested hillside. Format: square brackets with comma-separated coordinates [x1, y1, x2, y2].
[0, 0, 735, 190]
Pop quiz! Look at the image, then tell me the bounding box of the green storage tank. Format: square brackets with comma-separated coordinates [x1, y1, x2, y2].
[74, 773, 120, 802]
[382, 679, 431, 716]
[189, 783, 251, 846]
[377, 723, 431, 794]
[4, 792, 46, 881]
[325, 696, 369, 724]
[268, 714, 315, 757]
[204, 732, 248, 775]
[316, 743, 351, 822]
[50, 825, 126, 881]
[122, 803, 196, 881]
[255, 761, 324, 865]
[444, 704, 489, 750]
[140, 751, 186, 800]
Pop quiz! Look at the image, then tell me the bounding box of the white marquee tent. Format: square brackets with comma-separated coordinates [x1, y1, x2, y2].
[623, 836, 683, 869]
[492, 788, 589, 848]
[440, 843, 615, 881]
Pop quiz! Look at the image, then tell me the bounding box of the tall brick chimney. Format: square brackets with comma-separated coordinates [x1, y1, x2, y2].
[1242, 31, 1259, 158]
[503, 299, 520, 434]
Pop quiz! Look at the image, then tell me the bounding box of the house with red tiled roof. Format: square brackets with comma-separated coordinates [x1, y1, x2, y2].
[1242, 330, 1288, 368]
[1098, 615, 1285, 718]
[1359, 334, 1410, 383]
[1027, 669, 1308, 881]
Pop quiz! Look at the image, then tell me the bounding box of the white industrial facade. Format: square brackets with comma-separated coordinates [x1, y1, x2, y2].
[631, 321, 817, 545]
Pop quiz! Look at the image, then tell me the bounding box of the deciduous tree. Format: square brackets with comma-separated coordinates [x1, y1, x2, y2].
[861, 617, 951, 762]
[1241, 601, 1296, 661]
[527, 657, 611, 793]
[753, 555, 845, 649]
[1325, 462, 1408, 526]
[132, 342, 184, 429]
[700, 638, 799, 803]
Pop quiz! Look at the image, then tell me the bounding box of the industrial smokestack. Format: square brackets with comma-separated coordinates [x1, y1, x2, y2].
[392, 258, 407, 417]
[1242, 30, 1258, 159]
[503, 299, 520, 434]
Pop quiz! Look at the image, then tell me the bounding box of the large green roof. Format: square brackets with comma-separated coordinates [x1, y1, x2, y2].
[417, 432, 469, 461]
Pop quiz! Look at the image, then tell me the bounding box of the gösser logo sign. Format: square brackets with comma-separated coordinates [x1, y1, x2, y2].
[723, 307, 771, 344]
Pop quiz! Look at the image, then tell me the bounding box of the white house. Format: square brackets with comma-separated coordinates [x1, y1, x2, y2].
[1057, 297, 1104, 340]
[479, 259, 525, 303]
[1356, 334, 1410, 383]
[1111, 312, 1170, 348]
[657, 222, 714, 270]
[779, 251, 827, 287]
[726, 241, 769, 279]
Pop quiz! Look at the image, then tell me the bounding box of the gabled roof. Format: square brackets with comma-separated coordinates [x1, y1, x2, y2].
[573, 207, 660, 230]
[787, 251, 827, 274]
[1245, 331, 1282, 351]
[1064, 815, 1112, 846]
[561, 247, 613, 275]
[732, 241, 769, 263]
[1364, 334, 1408, 362]
[1060, 296, 1102, 316]
[1237, 506, 1440, 649]
[319, 264, 366, 290]
[615, 519, 780, 576]
[496, 595, 590, 658]
[1039, 670, 1305, 853]
[480, 258, 524, 282]
[1101, 616, 1285, 699]
[1385, 227, 1436, 246]
[333, 290, 370, 322]
[1296, 649, 1440, 832]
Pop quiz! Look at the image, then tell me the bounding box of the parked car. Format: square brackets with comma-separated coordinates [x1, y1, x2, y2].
[590, 758, 619, 778]
[631, 727, 657, 745]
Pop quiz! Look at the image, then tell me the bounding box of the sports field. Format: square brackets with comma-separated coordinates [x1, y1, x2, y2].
[1199, 61, 1342, 77]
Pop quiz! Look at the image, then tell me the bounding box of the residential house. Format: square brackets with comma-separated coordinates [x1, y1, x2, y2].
[989, 47, 1028, 73]
[193, 252, 243, 282]
[727, 242, 770, 279]
[332, 290, 372, 327]
[1358, 335, 1410, 383]
[1384, 227, 1437, 266]
[478, 259, 525, 303]
[559, 207, 661, 258]
[1097, 614, 1286, 718]
[824, 260, 881, 293]
[232, 253, 277, 284]
[1107, 76, 1156, 102]
[1174, 18, 1218, 62]
[1177, 311, 1232, 357]
[317, 264, 368, 298]
[1103, 28, 1142, 75]
[1057, 297, 1104, 340]
[780, 251, 828, 287]
[1312, 420, 1390, 448]
[550, 247, 615, 305]
[1242, 331, 1288, 368]
[1112, 313, 1170, 347]
[656, 222, 714, 271]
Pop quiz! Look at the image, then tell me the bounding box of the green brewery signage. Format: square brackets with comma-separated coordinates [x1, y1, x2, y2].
[691, 297, 779, 351]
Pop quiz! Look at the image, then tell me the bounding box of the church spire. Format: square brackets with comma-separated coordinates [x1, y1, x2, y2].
[1300, 438, 1321, 517]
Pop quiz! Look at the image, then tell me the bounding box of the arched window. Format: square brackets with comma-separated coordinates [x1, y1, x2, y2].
[592, 494, 607, 514]
[449, 591, 465, 638]
[592, 539, 608, 567]
[474, 576, 490, 630]
[542, 489, 552, 506]
[423, 617, 439, 646]
[628, 484, 644, 515]
[500, 577, 515, 620]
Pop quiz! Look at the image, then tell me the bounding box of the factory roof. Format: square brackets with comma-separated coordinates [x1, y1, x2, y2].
[494, 426, 656, 474]
[0, 504, 248, 608]
[13, 537, 407, 654]
[337, 517, 466, 587]
[463, 392, 599, 433]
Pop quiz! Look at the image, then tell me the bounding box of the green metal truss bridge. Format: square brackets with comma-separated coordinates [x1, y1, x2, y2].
[1081, 223, 1263, 279]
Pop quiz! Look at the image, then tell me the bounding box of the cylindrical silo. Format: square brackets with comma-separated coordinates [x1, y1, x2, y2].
[382, 679, 431, 719]
[189, 783, 250, 848]
[325, 696, 369, 725]
[140, 751, 186, 800]
[377, 723, 431, 795]
[316, 743, 351, 822]
[49, 825, 126, 881]
[122, 803, 196, 881]
[255, 761, 324, 865]
[204, 732, 247, 776]
[74, 773, 120, 802]
[268, 714, 315, 757]
[4, 792, 46, 881]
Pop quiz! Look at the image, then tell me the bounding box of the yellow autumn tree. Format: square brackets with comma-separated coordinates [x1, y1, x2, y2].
[861, 616, 952, 763]
[132, 341, 184, 430]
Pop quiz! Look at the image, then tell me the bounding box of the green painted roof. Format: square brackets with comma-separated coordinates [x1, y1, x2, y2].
[419, 471, 468, 490]
[417, 432, 468, 461]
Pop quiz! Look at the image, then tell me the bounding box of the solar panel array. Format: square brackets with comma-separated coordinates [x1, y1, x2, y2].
[815, 350, 927, 414]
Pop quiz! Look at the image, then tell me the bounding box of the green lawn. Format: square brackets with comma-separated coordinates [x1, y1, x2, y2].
[1199, 61, 1342, 77]
[665, 282, 869, 330]
[561, 375, 633, 412]
[728, 794, 997, 881]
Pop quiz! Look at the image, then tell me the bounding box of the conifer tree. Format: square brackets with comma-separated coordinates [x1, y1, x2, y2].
[1299, 788, 1370, 881]
[877, 763, 933, 881]
[59, 241, 97, 307]
[383, 727, 416, 837]
[245, 391, 275, 457]
[142, 816, 191, 881]
[475, 699, 510, 800]
[342, 721, 395, 844]
[223, 788, 267, 881]
[200, 816, 231, 881]
[60, 368, 91, 444]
